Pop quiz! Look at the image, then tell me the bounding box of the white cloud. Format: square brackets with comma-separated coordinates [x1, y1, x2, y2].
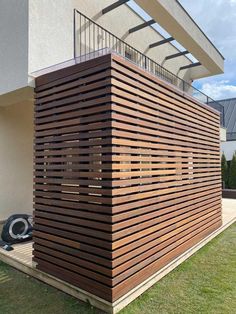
[200, 80, 236, 100]
[179, 0, 236, 58]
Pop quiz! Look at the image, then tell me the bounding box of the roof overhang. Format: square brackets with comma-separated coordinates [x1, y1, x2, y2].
[135, 0, 224, 79]
[0, 86, 33, 107]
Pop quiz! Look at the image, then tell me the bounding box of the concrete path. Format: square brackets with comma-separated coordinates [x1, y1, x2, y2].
[222, 198, 236, 225]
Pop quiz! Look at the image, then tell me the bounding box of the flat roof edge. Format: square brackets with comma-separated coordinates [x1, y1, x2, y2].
[136, 0, 224, 76]
[176, 0, 225, 60]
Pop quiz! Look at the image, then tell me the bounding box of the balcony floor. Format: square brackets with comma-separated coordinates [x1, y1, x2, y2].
[0, 198, 235, 313]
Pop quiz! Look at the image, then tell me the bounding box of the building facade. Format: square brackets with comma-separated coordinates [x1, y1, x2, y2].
[0, 1, 225, 311]
[0, 0, 225, 222]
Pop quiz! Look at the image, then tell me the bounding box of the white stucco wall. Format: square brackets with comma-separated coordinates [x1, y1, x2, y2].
[0, 0, 28, 95]
[28, 0, 191, 80]
[0, 101, 33, 221]
[221, 141, 236, 161]
[0, 0, 221, 95]
[220, 127, 226, 142]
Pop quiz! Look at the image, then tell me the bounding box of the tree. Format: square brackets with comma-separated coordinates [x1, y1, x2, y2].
[221, 153, 228, 188]
[228, 152, 236, 189]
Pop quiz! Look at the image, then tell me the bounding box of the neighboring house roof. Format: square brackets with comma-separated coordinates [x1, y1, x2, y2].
[218, 97, 236, 140]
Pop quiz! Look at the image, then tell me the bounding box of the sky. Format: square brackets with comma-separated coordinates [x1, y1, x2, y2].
[179, 0, 236, 101]
[129, 0, 236, 101]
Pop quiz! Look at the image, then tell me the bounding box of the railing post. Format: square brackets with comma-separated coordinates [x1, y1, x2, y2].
[73, 9, 76, 59]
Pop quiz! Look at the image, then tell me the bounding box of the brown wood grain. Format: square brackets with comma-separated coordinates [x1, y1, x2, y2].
[33, 53, 222, 303]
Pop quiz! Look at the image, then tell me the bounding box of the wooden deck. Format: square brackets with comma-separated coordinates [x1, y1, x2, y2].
[3, 241, 33, 267]
[0, 199, 235, 314]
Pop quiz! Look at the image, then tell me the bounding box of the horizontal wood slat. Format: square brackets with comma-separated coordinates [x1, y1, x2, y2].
[33, 53, 222, 303]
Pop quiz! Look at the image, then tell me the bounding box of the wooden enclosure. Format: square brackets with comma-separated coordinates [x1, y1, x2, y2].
[33, 53, 222, 303]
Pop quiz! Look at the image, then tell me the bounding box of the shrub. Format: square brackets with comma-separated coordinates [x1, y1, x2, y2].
[221, 153, 228, 188]
[228, 152, 236, 189]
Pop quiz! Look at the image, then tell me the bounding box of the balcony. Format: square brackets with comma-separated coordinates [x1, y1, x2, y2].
[73, 10, 225, 127]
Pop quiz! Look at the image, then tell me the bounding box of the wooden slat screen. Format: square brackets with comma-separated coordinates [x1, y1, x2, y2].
[33, 53, 222, 303]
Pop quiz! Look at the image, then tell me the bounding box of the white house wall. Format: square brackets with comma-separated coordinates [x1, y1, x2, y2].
[0, 0, 29, 96]
[0, 0, 222, 97]
[28, 0, 192, 79]
[0, 101, 33, 221]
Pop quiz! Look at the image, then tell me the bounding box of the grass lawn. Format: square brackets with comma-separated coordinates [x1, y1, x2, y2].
[0, 223, 235, 314]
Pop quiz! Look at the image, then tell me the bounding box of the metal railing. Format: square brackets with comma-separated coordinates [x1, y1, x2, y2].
[74, 10, 225, 126]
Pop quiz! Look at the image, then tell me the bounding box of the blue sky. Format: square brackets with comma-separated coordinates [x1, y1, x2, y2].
[129, 0, 236, 101]
[179, 0, 236, 100]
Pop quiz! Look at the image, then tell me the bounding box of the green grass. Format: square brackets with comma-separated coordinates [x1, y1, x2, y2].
[0, 223, 235, 314]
